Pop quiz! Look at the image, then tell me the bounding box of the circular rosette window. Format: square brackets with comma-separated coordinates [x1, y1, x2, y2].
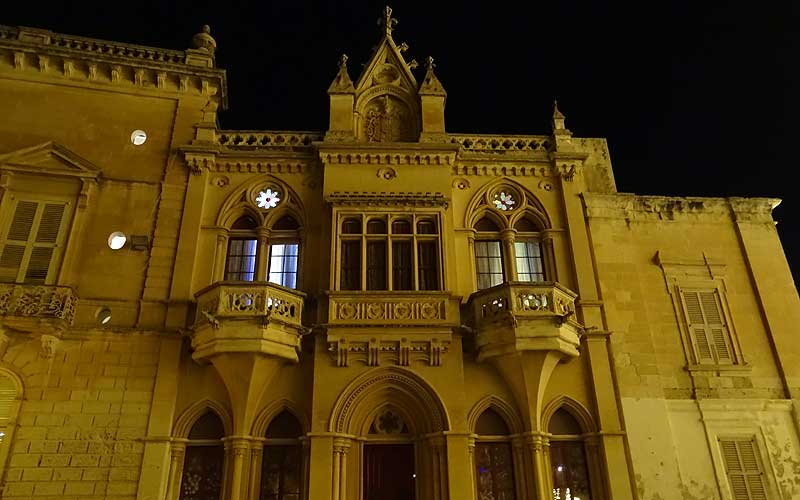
[255, 186, 281, 210]
[488, 185, 523, 212]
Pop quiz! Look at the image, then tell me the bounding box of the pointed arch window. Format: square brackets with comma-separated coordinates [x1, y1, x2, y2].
[474, 408, 517, 500]
[260, 410, 304, 500]
[473, 214, 546, 290]
[179, 411, 225, 500]
[223, 214, 302, 289]
[549, 408, 592, 500]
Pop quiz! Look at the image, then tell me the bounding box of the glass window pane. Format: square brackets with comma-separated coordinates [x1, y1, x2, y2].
[267, 243, 299, 289]
[226, 238, 258, 281]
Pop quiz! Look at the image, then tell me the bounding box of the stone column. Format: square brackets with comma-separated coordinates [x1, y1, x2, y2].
[445, 432, 474, 500]
[164, 441, 186, 500]
[511, 436, 530, 500]
[247, 439, 264, 500]
[214, 229, 229, 281]
[500, 228, 517, 280]
[256, 227, 271, 281]
[428, 435, 447, 500]
[227, 437, 250, 500]
[467, 232, 477, 289]
[332, 437, 351, 500]
[526, 433, 550, 500]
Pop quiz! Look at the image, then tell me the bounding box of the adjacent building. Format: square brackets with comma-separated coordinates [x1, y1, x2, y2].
[0, 7, 799, 500]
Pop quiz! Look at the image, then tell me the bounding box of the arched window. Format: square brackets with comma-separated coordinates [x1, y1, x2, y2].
[0, 371, 21, 480]
[474, 408, 516, 500]
[473, 214, 546, 290]
[267, 215, 301, 289]
[549, 408, 591, 500]
[179, 411, 225, 500]
[223, 214, 303, 289]
[225, 215, 259, 281]
[261, 410, 304, 500]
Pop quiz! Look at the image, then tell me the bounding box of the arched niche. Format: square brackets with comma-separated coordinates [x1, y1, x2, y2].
[464, 178, 551, 230]
[467, 395, 524, 435]
[216, 175, 306, 229]
[329, 367, 449, 435]
[541, 396, 597, 435]
[251, 398, 309, 437]
[173, 398, 233, 438]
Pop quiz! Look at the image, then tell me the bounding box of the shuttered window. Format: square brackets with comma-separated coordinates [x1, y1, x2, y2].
[0, 200, 67, 284]
[720, 438, 768, 500]
[0, 374, 17, 444]
[680, 288, 734, 364]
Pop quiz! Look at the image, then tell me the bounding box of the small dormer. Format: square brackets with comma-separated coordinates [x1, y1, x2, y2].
[326, 6, 446, 143]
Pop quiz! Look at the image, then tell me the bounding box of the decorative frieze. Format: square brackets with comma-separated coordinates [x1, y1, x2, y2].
[327, 334, 450, 367]
[326, 191, 448, 207]
[320, 150, 456, 166]
[328, 293, 450, 324]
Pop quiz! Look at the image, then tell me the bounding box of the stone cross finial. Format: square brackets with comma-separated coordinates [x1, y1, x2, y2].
[379, 6, 398, 37]
[426, 56, 435, 69]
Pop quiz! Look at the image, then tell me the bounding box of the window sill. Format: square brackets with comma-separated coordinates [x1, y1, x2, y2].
[685, 363, 752, 373]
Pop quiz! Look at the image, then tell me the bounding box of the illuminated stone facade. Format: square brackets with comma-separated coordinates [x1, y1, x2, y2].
[0, 7, 799, 500]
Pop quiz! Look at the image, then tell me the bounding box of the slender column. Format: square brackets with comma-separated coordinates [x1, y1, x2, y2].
[511, 436, 530, 500]
[248, 440, 264, 500]
[332, 438, 351, 500]
[526, 433, 550, 500]
[467, 231, 477, 289]
[467, 435, 477, 499]
[256, 228, 271, 280]
[540, 231, 558, 282]
[164, 442, 186, 500]
[220, 442, 231, 500]
[228, 438, 250, 500]
[541, 435, 553, 496]
[500, 228, 517, 280]
[214, 230, 229, 281]
[300, 437, 311, 500]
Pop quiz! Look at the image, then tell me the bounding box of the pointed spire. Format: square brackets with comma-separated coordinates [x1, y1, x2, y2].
[552, 100, 569, 132]
[379, 6, 398, 39]
[419, 56, 446, 96]
[328, 54, 355, 94]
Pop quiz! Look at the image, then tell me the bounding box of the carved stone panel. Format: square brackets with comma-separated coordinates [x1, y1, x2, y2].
[363, 95, 413, 142]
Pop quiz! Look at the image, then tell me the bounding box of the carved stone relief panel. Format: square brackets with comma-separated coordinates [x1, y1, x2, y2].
[363, 95, 413, 142]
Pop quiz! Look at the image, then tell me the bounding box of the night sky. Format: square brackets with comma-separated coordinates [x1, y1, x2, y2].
[6, 1, 799, 285]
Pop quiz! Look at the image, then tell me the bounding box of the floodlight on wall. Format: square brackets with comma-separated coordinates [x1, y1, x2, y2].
[131, 130, 147, 146]
[108, 231, 127, 250]
[96, 307, 112, 326]
[129, 235, 150, 251]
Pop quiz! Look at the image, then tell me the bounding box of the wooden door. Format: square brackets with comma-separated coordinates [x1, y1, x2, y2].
[363, 443, 415, 500]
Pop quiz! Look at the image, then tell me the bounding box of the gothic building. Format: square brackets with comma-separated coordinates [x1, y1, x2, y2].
[0, 7, 799, 500]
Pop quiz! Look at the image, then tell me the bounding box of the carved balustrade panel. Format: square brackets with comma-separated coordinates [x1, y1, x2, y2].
[327, 291, 456, 326]
[195, 282, 305, 329]
[469, 281, 576, 329]
[449, 134, 553, 153]
[0, 283, 77, 325]
[217, 131, 323, 149]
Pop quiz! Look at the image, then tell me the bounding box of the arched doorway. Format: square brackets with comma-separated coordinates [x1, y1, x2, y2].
[329, 367, 450, 500]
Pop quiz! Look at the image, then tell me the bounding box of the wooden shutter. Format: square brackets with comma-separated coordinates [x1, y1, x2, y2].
[720, 438, 768, 500]
[0, 200, 67, 284]
[681, 288, 733, 364]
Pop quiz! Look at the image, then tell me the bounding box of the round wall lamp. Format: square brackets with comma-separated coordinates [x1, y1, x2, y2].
[108, 231, 127, 250]
[96, 307, 112, 326]
[130, 130, 147, 146]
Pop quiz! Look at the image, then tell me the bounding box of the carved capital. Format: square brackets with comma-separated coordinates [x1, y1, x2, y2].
[333, 437, 351, 455]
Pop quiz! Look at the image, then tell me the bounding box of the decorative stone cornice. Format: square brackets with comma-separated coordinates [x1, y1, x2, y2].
[326, 191, 448, 207]
[320, 147, 458, 166]
[582, 193, 775, 222]
[0, 24, 227, 108]
[728, 197, 781, 223]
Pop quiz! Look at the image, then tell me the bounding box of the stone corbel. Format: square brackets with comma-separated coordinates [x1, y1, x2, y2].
[40, 334, 60, 359]
[63, 60, 74, 78]
[37, 55, 49, 73]
[134, 68, 145, 86]
[88, 63, 98, 81]
[184, 153, 216, 175]
[13, 52, 25, 70]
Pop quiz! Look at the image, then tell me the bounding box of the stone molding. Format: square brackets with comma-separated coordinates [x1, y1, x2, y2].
[326, 191, 448, 207]
[0, 25, 227, 107]
[583, 193, 780, 223]
[326, 334, 450, 367]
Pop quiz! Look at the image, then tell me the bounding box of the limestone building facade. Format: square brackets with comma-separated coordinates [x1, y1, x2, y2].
[0, 7, 799, 500]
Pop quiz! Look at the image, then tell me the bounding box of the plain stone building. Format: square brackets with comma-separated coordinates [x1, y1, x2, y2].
[0, 7, 798, 500]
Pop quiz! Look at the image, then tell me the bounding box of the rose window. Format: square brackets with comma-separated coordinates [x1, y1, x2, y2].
[256, 188, 280, 209]
[493, 191, 516, 211]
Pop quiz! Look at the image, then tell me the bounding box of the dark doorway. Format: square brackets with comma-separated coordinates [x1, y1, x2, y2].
[363, 443, 416, 500]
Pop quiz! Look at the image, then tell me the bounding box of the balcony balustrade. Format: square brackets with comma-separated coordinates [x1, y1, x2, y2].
[192, 281, 306, 362]
[0, 283, 77, 334]
[467, 281, 581, 361]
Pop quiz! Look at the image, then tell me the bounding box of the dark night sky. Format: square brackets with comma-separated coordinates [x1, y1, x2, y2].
[6, 1, 800, 285]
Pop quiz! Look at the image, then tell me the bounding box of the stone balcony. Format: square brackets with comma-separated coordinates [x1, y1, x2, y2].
[192, 281, 306, 363]
[325, 291, 459, 367]
[0, 283, 77, 334]
[467, 281, 582, 361]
